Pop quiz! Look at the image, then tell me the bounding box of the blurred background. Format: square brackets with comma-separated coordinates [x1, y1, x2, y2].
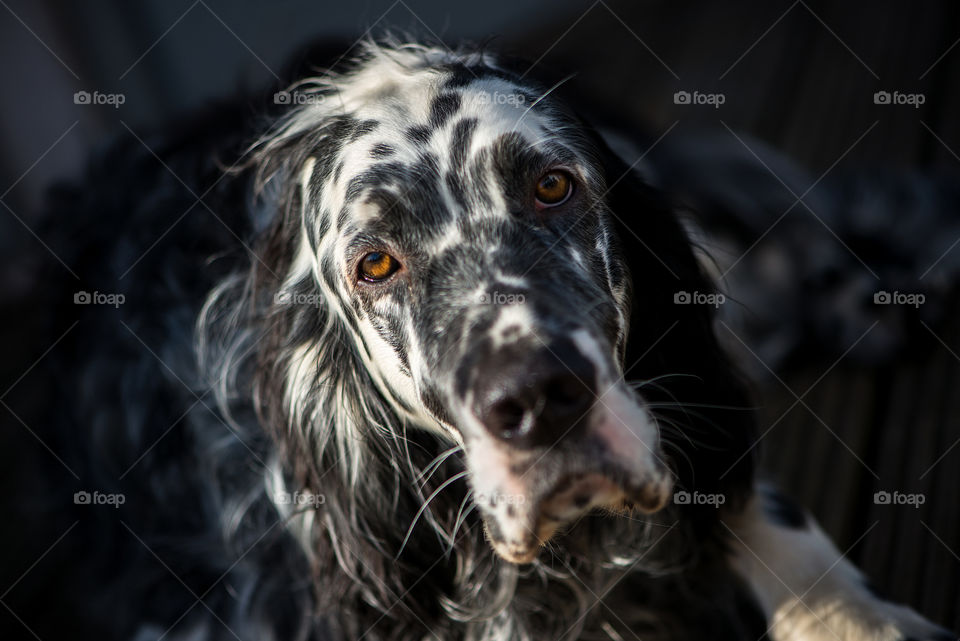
[1, 0, 958, 635]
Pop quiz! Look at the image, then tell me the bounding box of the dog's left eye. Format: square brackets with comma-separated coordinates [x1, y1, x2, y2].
[535, 170, 573, 207]
[358, 252, 401, 282]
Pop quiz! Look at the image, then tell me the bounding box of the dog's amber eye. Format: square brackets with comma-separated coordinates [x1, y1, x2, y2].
[535, 171, 572, 207]
[359, 252, 400, 282]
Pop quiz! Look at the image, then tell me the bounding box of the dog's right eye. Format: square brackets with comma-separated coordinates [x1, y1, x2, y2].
[358, 252, 401, 283]
[534, 170, 573, 208]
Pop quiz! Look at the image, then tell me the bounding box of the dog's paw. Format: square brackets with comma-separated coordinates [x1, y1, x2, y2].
[768, 593, 954, 641]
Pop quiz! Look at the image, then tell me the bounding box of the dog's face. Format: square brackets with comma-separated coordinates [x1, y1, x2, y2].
[280, 48, 673, 563]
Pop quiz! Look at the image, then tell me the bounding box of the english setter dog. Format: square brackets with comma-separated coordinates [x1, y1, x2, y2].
[37, 40, 950, 641]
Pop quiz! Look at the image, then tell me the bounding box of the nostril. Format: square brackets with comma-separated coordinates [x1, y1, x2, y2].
[543, 376, 587, 407]
[543, 375, 592, 413]
[487, 398, 532, 440]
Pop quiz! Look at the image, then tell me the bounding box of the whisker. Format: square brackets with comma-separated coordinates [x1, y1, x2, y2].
[416, 444, 464, 486]
[397, 470, 469, 559]
[448, 500, 478, 555]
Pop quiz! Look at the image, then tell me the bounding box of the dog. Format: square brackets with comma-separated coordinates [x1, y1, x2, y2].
[26, 39, 951, 641]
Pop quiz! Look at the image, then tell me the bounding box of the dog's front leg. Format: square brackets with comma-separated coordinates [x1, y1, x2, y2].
[723, 485, 952, 641]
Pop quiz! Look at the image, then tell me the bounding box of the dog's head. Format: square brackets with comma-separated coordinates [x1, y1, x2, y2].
[255, 43, 747, 564]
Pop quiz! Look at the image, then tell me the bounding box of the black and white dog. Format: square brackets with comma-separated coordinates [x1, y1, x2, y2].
[32, 40, 950, 641]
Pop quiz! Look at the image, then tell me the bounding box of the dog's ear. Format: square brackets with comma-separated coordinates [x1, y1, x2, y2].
[592, 130, 757, 502]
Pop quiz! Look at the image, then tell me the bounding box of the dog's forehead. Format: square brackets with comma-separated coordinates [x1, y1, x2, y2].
[294, 51, 591, 251]
[333, 67, 552, 191]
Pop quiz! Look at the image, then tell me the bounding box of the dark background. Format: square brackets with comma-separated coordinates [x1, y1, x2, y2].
[2, 0, 959, 636]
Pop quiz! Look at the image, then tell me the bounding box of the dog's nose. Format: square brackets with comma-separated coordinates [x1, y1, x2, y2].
[473, 338, 596, 448]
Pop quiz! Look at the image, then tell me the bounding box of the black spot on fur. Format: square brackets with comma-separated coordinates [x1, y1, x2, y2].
[369, 143, 395, 158]
[336, 205, 350, 230]
[405, 125, 432, 146]
[349, 119, 380, 142]
[319, 253, 340, 296]
[344, 161, 409, 204]
[449, 118, 477, 169]
[444, 171, 468, 211]
[429, 92, 462, 129]
[316, 209, 331, 240]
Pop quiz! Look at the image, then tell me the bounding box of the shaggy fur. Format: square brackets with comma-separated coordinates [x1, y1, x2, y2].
[26, 39, 949, 641]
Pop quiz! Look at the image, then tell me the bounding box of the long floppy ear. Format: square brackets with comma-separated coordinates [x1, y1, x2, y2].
[591, 129, 757, 506]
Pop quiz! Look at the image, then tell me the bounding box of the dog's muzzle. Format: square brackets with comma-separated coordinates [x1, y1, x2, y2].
[456, 333, 674, 564]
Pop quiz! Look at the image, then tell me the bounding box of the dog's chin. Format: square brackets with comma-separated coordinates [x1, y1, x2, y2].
[482, 472, 674, 564]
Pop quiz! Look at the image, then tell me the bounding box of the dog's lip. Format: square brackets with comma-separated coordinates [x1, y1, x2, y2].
[537, 469, 672, 516]
[483, 471, 673, 564]
[480, 470, 674, 565]
[539, 472, 624, 512]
